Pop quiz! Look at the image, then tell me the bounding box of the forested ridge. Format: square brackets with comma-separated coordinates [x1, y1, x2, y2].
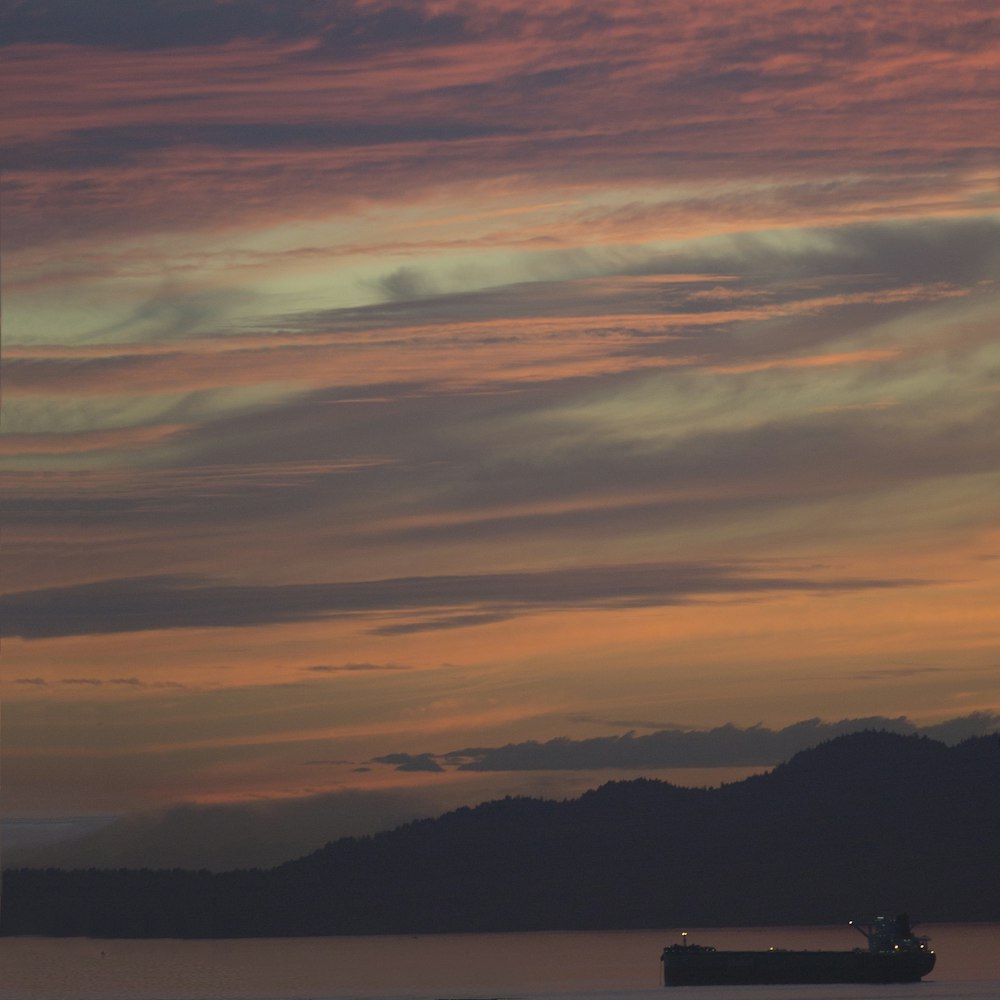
[4, 731, 998, 937]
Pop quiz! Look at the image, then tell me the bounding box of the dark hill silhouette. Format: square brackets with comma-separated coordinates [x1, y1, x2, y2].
[3, 731, 998, 937]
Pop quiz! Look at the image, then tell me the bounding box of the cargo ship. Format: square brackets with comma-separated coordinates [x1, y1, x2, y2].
[661, 913, 935, 986]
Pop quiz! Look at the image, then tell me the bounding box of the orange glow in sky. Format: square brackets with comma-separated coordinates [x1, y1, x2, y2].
[1, 1, 998, 864]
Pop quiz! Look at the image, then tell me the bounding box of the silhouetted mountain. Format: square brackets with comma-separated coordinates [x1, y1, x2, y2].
[3, 731, 998, 937]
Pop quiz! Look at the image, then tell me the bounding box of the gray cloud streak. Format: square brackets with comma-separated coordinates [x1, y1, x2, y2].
[386, 714, 1000, 772]
[304, 662, 413, 673]
[0, 562, 924, 640]
[0, 0, 473, 53]
[7, 120, 526, 173]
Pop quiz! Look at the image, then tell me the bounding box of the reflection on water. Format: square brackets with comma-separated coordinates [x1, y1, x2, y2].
[2, 924, 998, 1000]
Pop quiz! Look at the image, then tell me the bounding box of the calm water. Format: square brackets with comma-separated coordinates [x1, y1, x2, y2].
[2, 925, 997, 1000]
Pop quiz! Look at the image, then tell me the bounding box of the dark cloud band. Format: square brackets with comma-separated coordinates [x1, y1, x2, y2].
[382, 713, 1000, 772]
[0, 0, 471, 52]
[1, 561, 923, 639]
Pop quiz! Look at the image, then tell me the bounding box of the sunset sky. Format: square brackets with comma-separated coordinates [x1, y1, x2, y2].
[2, 0, 999, 867]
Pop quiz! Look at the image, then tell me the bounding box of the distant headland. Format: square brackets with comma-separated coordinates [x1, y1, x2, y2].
[3, 731, 998, 938]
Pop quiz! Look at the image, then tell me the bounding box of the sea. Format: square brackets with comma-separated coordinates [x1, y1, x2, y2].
[2, 924, 997, 1000]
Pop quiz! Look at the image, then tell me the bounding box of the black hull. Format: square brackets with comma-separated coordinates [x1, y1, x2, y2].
[662, 949, 935, 986]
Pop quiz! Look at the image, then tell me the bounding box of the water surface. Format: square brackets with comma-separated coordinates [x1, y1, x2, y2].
[3, 924, 997, 1000]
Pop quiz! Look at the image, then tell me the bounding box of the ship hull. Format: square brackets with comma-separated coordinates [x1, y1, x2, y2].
[662, 948, 935, 986]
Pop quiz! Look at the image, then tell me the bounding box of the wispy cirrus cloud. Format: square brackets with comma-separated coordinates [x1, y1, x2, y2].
[4, 3, 996, 250]
[3, 0, 998, 838]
